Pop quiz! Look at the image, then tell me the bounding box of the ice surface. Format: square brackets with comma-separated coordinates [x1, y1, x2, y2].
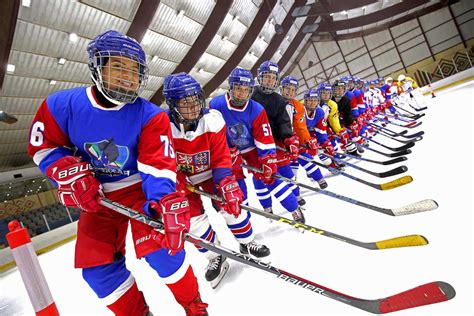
[1, 83, 472, 315]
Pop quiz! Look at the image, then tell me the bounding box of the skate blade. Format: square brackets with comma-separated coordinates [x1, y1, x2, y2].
[210, 261, 230, 289]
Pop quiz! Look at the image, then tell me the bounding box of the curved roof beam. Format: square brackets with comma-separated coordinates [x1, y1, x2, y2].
[318, 0, 430, 32]
[126, 0, 160, 42]
[330, 2, 448, 41]
[0, 0, 20, 92]
[250, 0, 306, 74]
[203, 0, 277, 97]
[150, 0, 233, 105]
[305, 0, 378, 16]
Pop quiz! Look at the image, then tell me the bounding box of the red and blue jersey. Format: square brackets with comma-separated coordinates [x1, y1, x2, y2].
[305, 107, 327, 145]
[209, 93, 276, 157]
[344, 90, 359, 118]
[168, 108, 232, 185]
[28, 86, 176, 204]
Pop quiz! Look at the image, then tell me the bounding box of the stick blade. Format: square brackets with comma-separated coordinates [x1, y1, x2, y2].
[377, 281, 455, 314]
[375, 234, 428, 249]
[391, 199, 438, 216]
[380, 176, 413, 190]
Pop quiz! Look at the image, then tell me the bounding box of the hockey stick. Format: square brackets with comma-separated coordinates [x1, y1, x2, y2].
[321, 152, 408, 178]
[375, 117, 422, 129]
[299, 154, 412, 190]
[375, 129, 423, 144]
[382, 113, 420, 124]
[242, 164, 438, 216]
[393, 103, 424, 118]
[342, 153, 408, 166]
[369, 123, 424, 139]
[277, 145, 411, 190]
[360, 145, 411, 158]
[99, 198, 455, 314]
[187, 185, 426, 249]
[361, 136, 415, 152]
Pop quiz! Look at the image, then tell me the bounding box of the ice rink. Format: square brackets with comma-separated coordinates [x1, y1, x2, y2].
[1, 83, 472, 315]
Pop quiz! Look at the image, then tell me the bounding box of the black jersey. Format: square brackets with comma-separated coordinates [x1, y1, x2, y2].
[252, 87, 293, 142]
[333, 95, 354, 128]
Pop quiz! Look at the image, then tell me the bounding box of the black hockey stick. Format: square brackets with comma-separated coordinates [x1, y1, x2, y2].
[242, 164, 437, 216]
[187, 185, 426, 249]
[375, 117, 422, 129]
[300, 154, 412, 190]
[361, 136, 415, 152]
[321, 152, 408, 178]
[342, 153, 408, 166]
[375, 129, 423, 144]
[369, 122, 408, 137]
[361, 145, 411, 158]
[382, 113, 420, 124]
[99, 198, 455, 314]
[277, 146, 412, 190]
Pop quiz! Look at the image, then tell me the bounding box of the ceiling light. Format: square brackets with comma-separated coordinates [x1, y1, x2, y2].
[69, 32, 79, 43]
[362, 6, 366, 10]
[233, 15, 239, 21]
[329, 13, 334, 16]
[259, 35, 265, 41]
[58, 58, 66, 65]
[151, 55, 159, 62]
[277, 49, 282, 54]
[341, 10, 348, 15]
[22, 0, 31, 7]
[0, 111, 18, 124]
[49, 80, 57, 85]
[6, 64, 15, 73]
[177, 10, 185, 18]
[222, 35, 228, 41]
[198, 68, 204, 73]
[269, 17, 274, 23]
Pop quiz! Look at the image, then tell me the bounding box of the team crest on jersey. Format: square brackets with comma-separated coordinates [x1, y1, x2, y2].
[84, 138, 130, 176]
[176, 150, 210, 174]
[227, 123, 250, 147]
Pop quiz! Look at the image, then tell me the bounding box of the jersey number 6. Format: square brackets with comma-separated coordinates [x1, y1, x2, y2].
[30, 121, 45, 146]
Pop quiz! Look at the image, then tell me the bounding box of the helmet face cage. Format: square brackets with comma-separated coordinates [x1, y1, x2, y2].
[281, 76, 299, 100]
[346, 78, 354, 90]
[90, 51, 148, 104]
[332, 81, 346, 100]
[304, 91, 320, 112]
[169, 92, 206, 125]
[318, 84, 332, 102]
[257, 62, 280, 94]
[228, 69, 254, 107]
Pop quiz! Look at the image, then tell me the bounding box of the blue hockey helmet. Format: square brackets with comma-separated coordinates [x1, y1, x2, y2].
[318, 82, 333, 100]
[228, 67, 254, 107]
[87, 30, 148, 104]
[257, 60, 280, 94]
[303, 89, 320, 110]
[280, 75, 299, 100]
[163, 73, 206, 125]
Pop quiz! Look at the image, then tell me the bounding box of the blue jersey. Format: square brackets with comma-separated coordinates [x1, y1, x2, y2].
[28, 86, 176, 203]
[209, 93, 275, 157]
[305, 107, 327, 144]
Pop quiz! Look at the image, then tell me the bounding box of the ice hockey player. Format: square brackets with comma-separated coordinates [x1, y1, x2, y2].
[163, 72, 270, 288]
[331, 79, 363, 155]
[251, 61, 307, 219]
[303, 89, 344, 170]
[27, 30, 208, 316]
[210, 66, 305, 223]
[280, 75, 327, 188]
[397, 74, 427, 109]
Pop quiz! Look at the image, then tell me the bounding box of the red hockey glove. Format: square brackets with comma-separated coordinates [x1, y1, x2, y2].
[257, 154, 277, 185]
[350, 120, 360, 137]
[338, 129, 350, 146]
[149, 191, 191, 255]
[46, 156, 103, 212]
[216, 176, 243, 218]
[284, 135, 300, 161]
[229, 147, 243, 174]
[305, 138, 319, 156]
[357, 115, 365, 128]
[321, 140, 336, 157]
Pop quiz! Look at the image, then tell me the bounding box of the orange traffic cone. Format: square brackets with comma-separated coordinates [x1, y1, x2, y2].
[428, 83, 436, 98]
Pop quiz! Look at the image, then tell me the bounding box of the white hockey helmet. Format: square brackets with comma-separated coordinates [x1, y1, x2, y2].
[385, 77, 393, 84]
[397, 74, 406, 82]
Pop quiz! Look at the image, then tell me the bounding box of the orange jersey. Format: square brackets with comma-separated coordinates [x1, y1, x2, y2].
[290, 99, 311, 144]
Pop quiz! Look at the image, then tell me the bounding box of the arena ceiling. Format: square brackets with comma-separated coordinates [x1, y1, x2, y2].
[0, 0, 452, 173]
